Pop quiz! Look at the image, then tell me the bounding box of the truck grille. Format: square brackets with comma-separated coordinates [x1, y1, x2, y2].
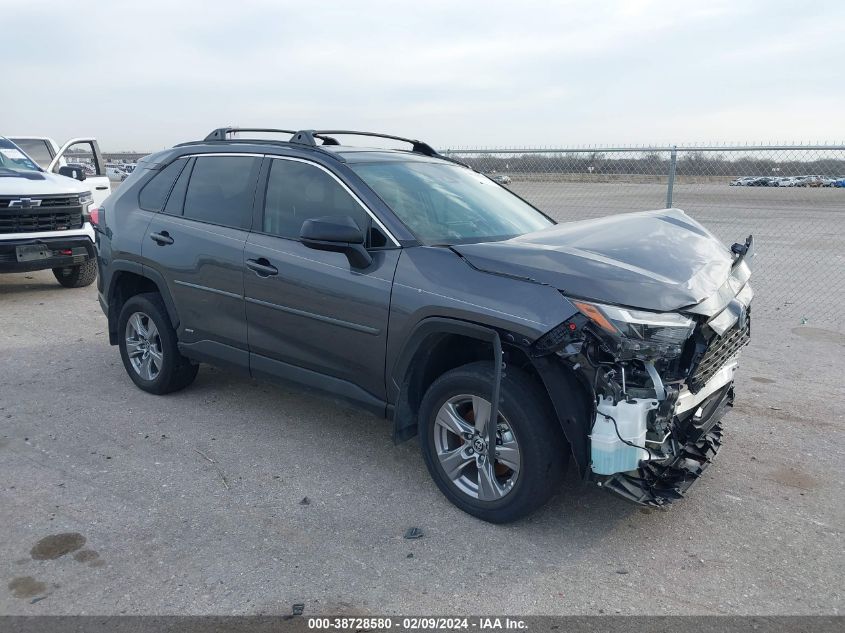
[687, 318, 750, 393]
[0, 196, 84, 233]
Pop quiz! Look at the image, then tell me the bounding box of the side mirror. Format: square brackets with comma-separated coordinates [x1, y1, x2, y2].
[58, 165, 86, 181]
[300, 216, 373, 269]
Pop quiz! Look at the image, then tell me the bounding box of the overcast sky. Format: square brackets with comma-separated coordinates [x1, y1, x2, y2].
[3, 0, 842, 151]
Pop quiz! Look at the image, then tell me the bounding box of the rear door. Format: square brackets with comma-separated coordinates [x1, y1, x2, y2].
[142, 154, 261, 370]
[47, 138, 112, 206]
[244, 156, 400, 402]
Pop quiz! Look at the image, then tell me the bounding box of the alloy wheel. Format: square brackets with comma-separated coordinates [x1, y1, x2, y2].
[432, 394, 521, 501]
[125, 311, 163, 381]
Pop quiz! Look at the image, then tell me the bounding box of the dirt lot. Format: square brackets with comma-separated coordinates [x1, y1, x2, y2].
[0, 184, 843, 616]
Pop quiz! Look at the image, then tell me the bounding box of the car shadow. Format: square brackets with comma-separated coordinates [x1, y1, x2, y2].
[185, 362, 645, 532]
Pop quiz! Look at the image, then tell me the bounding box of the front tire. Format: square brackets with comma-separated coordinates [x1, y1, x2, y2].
[52, 260, 97, 288]
[117, 292, 198, 394]
[419, 361, 569, 523]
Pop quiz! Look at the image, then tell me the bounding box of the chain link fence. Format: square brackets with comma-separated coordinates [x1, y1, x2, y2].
[443, 145, 845, 330]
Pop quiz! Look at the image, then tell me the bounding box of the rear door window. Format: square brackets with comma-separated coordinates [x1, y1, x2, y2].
[182, 156, 260, 229]
[138, 158, 188, 211]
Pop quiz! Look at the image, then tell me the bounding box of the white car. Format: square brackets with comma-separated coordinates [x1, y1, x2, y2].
[0, 136, 100, 287]
[9, 136, 111, 207]
[106, 165, 129, 181]
[730, 177, 755, 186]
[773, 177, 797, 187]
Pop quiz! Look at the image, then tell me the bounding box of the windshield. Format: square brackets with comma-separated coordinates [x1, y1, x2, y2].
[0, 138, 41, 173]
[351, 161, 553, 244]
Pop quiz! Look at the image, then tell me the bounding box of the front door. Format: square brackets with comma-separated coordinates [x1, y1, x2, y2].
[244, 156, 399, 403]
[47, 138, 112, 207]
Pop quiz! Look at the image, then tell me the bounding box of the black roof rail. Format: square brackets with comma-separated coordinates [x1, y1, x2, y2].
[196, 126, 468, 166]
[203, 127, 298, 141]
[291, 129, 440, 157]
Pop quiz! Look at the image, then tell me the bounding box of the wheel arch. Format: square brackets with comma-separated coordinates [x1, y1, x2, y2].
[106, 263, 178, 345]
[390, 318, 544, 442]
[390, 316, 591, 476]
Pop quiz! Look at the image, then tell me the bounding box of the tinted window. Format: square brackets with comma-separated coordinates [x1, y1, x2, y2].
[263, 159, 366, 238]
[182, 156, 260, 229]
[10, 139, 53, 167]
[138, 158, 188, 211]
[164, 158, 194, 215]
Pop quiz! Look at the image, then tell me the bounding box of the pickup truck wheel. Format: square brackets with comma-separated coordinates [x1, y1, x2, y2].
[419, 361, 568, 523]
[117, 292, 198, 394]
[52, 260, 97, 288]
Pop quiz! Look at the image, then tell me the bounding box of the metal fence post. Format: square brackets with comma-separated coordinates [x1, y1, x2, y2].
[666, 146, 677, 208]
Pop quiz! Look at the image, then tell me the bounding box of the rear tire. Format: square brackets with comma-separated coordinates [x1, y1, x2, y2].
[53, 260, 97, 288]
[117, 292, 198, 394]
[419, 361, 569, 523]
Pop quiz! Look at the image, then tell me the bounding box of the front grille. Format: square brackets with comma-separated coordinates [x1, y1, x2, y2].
[0, 196, 83, 233]
[687, 318, 750, 393]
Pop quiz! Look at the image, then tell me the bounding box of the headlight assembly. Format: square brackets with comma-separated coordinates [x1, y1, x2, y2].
[572, 299, 695, 359]
[78, 192, 94, 207]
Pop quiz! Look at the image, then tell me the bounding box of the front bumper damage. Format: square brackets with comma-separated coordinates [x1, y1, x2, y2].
[598, 382, 733, 506]
[529, 237, 754, 508]
[598, 357, 741, 506]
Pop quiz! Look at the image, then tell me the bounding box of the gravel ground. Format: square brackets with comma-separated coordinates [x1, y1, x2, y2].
[1, 184, 843, 616]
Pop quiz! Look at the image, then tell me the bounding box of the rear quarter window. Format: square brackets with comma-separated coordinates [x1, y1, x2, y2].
[138, 158, 188, 211]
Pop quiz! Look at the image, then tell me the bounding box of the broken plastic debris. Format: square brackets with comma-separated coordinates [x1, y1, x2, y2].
[404, 527, 424, 540]
[292, 603, 304, 616]
[299, 497, 310, 506]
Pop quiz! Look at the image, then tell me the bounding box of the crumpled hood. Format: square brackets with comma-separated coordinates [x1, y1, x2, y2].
[452, 208, 734, 312]
[0, 170, 90, 196]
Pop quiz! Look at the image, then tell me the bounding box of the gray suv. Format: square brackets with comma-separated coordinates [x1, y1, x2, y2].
[96, 128, 754, 522]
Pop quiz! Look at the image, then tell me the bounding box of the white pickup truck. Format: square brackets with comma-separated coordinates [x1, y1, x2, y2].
[0, 136, 110, 287]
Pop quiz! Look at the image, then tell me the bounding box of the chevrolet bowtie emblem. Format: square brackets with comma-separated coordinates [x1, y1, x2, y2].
[8, 198, 42, 209]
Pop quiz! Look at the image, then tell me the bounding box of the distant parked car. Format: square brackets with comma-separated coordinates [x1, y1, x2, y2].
[490, 174, 511, 185]
[795, 175, 825, 187]
[106, 165, 128, 181]
[772, 176, 797, 187]
[67, 162, 96, 177]
[730, 177, 753, 186]
[832, 177, 845, 188]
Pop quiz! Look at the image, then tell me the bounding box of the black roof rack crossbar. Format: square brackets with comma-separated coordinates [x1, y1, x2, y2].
[291, 129, 440, 157]
[204, 127, 298, 141]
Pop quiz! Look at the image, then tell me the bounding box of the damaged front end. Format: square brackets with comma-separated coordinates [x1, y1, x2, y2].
[533, 237, 754, 506]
